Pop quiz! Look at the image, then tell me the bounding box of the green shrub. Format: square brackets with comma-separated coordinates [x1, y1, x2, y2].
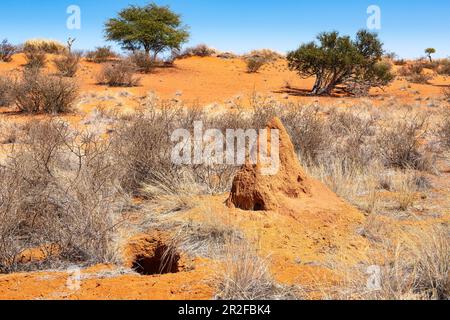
[287, 30, 394, 95]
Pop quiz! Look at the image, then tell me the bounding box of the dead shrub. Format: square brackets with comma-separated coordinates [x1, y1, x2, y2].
[0, 75, 16, 107]
[14, 69, 79, 114]
[0, 39, 16, 62]
[247, 49, 283, 62]
[85, 46, 117, 63]
[24, 39, 66, 54]
[97, 60, 140, 87]
[442, 87, 450, 101]
[281, 106, 330, 163]
[111, 98, 183, 194]
[128, 51, 154, 73]
[377, 114, 433, 171]
[24, 49, 47, 70]
[437, 59, 450, 76]
[112, 97, 241, 196]
[393, 59, 407, 66]
[53, 52, 81, 77]
[245, 56, 267, 73]
[181, 44, 216, 58]
[437, 109, 450, 149]
[0, 120, 128, 273]
[398, 63, 432, 84]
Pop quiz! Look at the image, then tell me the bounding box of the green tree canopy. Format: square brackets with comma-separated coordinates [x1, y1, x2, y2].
[287, 30, 394, 96]
[104, 3, 189, 60]
[425, 48, 436, 62]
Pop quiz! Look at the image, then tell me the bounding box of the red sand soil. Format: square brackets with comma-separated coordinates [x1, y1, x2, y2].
[1, 54, 449, 110]
[0, 54, 448, 300]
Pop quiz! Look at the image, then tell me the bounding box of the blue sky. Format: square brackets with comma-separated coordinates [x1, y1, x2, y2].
[0, 0, 449, 58]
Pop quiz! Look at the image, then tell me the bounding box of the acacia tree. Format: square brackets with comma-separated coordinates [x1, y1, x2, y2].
[425, 48, 436, 62]
[104, 3, 189, 61]
[287, 30, 394, 96]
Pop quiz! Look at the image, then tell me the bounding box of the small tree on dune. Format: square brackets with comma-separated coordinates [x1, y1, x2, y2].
[287, 30, 394, 96]
[104, 3, 189, 61]
[425, 48, 436, 62]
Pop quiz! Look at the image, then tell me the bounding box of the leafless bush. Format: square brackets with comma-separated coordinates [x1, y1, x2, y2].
[85, 46, 117, 63]
[282, 106, 330, 163]
[111, 98, 183, 194]
[53, 52, 81, 77]
[437, 59, 450, 76]
[443, 87, 450, 100]
[112, 97, 242, 196]
[0, 120, 128, 273]
[398, 63, 432, 84]
[393, 59, 407, 66]
[97, 60, 140, 87]
[24, 39, 66, 54]
[0, 39, 16, 62]
[437, 109, 450, 149]
[246, 49, 283, 62]
[377, 114, 434, 171]
[0, 75, 16, 107]
[245, 56, 268, 73]
[128, 51, 154, 73]
[14, 69, 79, 114]
[24, 49, 47, 70]
[181, 44, 216, 58]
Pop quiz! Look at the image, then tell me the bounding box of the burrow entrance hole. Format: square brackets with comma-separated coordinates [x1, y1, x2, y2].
[132, 244, 180, 275]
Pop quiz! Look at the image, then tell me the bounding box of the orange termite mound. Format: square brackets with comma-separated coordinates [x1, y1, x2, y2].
[226, 117, 359, 218]
[226, 117, 312, 211]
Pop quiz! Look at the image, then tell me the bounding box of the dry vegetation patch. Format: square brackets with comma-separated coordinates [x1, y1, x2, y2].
[97, 60, 141, 87]
[0, 120, 129, 273]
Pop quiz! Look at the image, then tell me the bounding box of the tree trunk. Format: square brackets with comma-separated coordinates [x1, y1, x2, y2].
[311, 74, 323, 95]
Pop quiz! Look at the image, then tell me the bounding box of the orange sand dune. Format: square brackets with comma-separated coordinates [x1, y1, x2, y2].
[1, 54, 449, 110]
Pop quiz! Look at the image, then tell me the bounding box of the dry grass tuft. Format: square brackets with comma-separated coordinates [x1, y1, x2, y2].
[214, 241, 298, 300]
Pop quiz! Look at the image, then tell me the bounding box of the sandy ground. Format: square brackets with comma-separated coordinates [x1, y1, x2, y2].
[0, 54, 449, 300]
